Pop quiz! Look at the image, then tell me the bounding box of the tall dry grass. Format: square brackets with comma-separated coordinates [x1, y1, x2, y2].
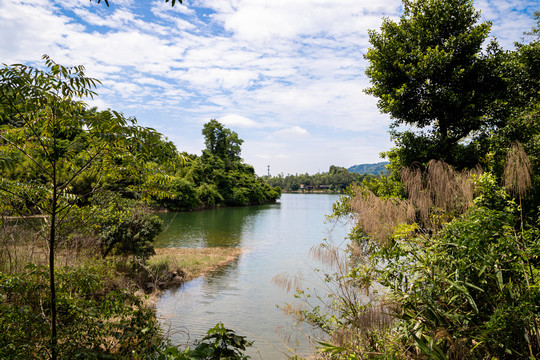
[0, 216, 102, 275]
[273, 239, 396, 359]
[503, 141, 532, 197]
[350, 160, 481, 246]
[0, 220, 48, 273]
[502, 142, 533, 231]
[401, 160, 481, 228]
[349, 187, 415, 246]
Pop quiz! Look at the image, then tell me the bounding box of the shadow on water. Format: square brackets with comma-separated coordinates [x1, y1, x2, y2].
[155, 202, 280, 248]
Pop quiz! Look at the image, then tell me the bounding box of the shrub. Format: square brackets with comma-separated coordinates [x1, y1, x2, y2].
[87, 192, 162, 260]
[289, 169, 540, 359]
[161, 322, 253, 360]
[0, 263, 164, 359]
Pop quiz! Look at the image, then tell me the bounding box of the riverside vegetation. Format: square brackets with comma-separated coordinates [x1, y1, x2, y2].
[1, 0, 539, 359]
[274, 2, 540, 359]
[264, 165, 373, 193]
[0, 57, 268, 358]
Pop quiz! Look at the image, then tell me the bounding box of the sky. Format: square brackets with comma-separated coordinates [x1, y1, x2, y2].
[0, 0, 537, 176]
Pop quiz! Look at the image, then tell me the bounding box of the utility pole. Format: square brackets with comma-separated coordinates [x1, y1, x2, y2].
[267, 165, 270, 177]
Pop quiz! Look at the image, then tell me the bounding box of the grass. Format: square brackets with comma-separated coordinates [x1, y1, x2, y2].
[148, 247, 244, 282]
[1, 221, 244, 295]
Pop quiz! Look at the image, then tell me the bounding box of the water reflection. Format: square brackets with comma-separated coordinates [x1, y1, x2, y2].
[155, 203, 280, 248]
[155, 194, 349, 359]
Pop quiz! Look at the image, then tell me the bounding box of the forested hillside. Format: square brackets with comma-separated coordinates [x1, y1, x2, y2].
[153, 120, 280, 210]
[347, 161, 389, 175]
[0, 75, 279, 214]
[0, 58, 278, 358]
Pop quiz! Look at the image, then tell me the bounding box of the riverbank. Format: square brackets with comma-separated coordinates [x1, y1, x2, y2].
[155, 193, 348, 359]
[140, 247, 244, 294]
[0, 238, 244, 358]
[152, 247, 244, 281]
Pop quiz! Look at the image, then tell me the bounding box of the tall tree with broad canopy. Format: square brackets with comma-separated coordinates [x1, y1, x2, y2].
[365, 0, 503, 168]
[202, 119, 244, 162]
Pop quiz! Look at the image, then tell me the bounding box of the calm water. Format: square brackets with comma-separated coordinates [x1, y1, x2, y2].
[155, 193, 350, 359]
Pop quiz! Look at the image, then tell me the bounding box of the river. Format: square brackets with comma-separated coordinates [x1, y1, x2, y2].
[155, 193, 351, 359]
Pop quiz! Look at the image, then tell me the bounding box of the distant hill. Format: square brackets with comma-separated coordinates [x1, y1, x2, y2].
[348, 162, 389, 175]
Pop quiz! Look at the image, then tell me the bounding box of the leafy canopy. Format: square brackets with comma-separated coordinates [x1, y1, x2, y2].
[0, 56, 175, 359]
[365, 0, 501, 167]
[202, 119, 243, 161]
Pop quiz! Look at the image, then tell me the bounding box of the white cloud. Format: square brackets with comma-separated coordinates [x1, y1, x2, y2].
[0, 0, 536, 175]
[275, 126, 310, 138]
[0, 0, 81, 63]
[218, 114, 258, 128]
[206, 0, 402, 41]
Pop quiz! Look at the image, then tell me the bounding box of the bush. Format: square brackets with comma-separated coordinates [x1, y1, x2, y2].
[381, 203, 539, 359]
[161, 322, 253, 360]
[292, 171, 540, 359]
[196, 183, 224, 207]
[87, 192, 162, 260]
[153, 178, 199, 210]
[0, 263, 164, 359]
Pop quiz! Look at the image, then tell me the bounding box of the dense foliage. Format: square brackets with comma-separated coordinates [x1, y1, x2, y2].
[280, 4, 540, 360]
[0, 57, 269, 358]
[153, 119, 280, 210]
[366, 0, 539, 174]
[288, 165, 539, 359]
[265, 165, 372, 192]
[0, 63, 279, 215]
[0, 263, 164, 359]
[162, 323, 253, 360]
[86, 193, 163, 260]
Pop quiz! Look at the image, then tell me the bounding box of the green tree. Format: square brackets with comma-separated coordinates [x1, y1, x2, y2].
[202, 119, 243, 163]
[87, 192, 163, 260]
[0, 56, 138, 359]
[377, 175, 540, 359]
[482, 14, 540, 213]
[365, 0, 501, 168]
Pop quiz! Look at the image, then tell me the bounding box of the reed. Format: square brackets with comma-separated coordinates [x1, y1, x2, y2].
[349, 160, 481, 246]
[273, 237, 398, 359]
[503, 141, 532, 197]
[401, 160, 481, 229]
[503, 141, 533, 231]
[349, 187, 414, 246]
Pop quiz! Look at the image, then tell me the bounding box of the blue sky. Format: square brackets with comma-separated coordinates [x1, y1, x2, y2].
[0, 0, 537, 175]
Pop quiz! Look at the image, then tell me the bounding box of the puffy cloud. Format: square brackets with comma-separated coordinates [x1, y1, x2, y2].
[218, 114, 258, 128]
[0, 0, 536, 175]
[275, 126, 310, 138]
[205, 0, 402, 41]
